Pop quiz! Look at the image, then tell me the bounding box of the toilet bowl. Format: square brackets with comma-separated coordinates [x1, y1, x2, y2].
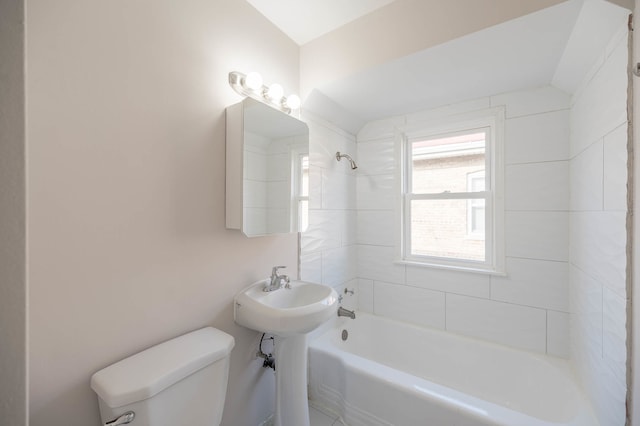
[91, 327, 234, 426]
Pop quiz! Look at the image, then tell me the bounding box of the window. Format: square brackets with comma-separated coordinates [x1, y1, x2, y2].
[400, 108, 504, 273]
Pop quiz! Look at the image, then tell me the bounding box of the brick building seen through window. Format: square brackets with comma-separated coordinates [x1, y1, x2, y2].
[408, 131, 486, 262]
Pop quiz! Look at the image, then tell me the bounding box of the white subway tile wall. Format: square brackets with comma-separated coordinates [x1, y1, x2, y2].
[505, 110, 569, 165]
[570, 211, 627, 294]
[356, 278, 374, 313]
[356, 174, 396, 211]
[546, 310, 570, 358]
[603, 123, 629, 211]
[300, 114, 358, 294]
[569, 29, 628, 426]
[404, 265, 491, 299]
[490, 85, 570, 118]
[505, 161, 570, 211]
[490, 257, 569, 311]
[569, 139, 604, 211]
[357, 210, 396, 246]
[505, 211, 569, 261]
[445, 293, 547, 353]
[405, 97, 492, 125]
[300, 251, 322, 284]
[373, 281, 446, 330]
[357, 244, 405, 284]
[569, 33, 628, 158]
[322, 245, 357, 287]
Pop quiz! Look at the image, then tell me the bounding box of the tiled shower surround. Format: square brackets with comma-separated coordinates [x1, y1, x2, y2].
[354, 87, 572, 356]
[301, 26, 628, 426]
[300, 114, 358, 298]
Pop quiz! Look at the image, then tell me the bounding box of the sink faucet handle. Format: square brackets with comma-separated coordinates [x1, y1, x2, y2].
[271, 265, 286, 276]
[283, 275, 291, 289]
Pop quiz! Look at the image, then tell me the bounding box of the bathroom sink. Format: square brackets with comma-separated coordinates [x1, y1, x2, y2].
[234, 279, 340, 425]
[234, 280, 339, 336]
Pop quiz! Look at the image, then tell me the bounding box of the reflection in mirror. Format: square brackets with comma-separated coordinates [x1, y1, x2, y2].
[226, 98, 309, 237]
[294, 153, 309, 232]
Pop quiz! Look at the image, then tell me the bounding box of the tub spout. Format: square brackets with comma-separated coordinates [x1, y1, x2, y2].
[337, 307, 356, 319]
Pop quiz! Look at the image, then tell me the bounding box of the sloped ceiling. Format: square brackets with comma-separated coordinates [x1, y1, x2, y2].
[307, 0, 630, 133]
[315, 0, 582, 127]
[552, 0, 631, 93]
[245, 0, 396, 45]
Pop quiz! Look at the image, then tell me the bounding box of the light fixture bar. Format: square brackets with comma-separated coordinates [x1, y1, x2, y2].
[228, 71, 300, 115]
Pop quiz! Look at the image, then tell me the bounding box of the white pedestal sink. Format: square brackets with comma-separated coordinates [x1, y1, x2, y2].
[234, 279, 338, 426]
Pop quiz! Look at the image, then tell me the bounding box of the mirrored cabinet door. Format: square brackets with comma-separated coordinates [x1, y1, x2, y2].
[226, 98, 309, 237]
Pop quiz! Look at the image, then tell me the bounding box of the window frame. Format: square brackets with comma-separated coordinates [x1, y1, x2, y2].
[398, 107, 505, 274]
[291, 149, 309, 233]
[466, 170, 486, 239]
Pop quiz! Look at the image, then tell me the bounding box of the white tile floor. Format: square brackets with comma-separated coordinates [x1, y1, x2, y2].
[309, 404, 343, 426]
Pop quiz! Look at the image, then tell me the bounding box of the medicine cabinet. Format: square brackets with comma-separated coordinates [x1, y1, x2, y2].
[226, 98, 309, 237]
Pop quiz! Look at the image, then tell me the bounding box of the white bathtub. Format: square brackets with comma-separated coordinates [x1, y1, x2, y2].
[308, 312, 599, 426]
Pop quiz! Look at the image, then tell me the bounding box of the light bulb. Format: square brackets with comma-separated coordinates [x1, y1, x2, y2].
[266, 83, 284, 101]
[284, 94, 301, 110]
[244, 72, 263, 91]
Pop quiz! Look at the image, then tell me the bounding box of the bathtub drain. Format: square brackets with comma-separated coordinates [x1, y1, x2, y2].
[341, 330, 348, 341]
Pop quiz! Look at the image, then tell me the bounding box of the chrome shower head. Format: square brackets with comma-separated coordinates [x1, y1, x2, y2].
[336, 152, 358, 170]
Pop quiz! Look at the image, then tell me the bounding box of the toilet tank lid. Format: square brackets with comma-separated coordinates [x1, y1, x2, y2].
[90, 327, 235, 408]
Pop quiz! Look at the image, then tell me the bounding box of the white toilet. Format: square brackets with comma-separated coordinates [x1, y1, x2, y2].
[91, 327, 235, 426]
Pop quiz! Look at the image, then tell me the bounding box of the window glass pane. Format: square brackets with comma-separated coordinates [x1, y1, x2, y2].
[411, 131, 486, 194]
[468, 199, 485, 235]
[300, 155, 309, 197]
[410, 199, 485, 261]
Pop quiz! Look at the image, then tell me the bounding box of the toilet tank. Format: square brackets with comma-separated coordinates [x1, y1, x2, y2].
[91, 327, 235, 426]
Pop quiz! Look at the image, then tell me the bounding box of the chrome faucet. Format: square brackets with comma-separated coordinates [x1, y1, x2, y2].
[263, 266, 290, 292]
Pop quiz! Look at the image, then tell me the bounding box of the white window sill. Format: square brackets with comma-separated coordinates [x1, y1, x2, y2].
[394, 259, 506, 276]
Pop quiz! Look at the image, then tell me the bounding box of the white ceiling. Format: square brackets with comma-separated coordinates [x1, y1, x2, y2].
[245, 0, 396, 45]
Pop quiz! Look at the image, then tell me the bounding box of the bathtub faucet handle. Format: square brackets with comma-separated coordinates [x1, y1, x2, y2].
[344, 288, 355, 296]
[105, 411, 135, 426]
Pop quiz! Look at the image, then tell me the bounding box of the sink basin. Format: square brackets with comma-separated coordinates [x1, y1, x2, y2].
[234, 279, 339, 336]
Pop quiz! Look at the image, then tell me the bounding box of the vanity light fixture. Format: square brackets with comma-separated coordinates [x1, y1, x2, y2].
[228, 71, 301, 115]
[244, 71, 263, 91]
[266, 83, 284, 101]
[284, 94, 301, 110]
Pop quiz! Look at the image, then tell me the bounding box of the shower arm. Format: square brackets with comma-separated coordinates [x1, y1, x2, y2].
[335, 152, 358, 170]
